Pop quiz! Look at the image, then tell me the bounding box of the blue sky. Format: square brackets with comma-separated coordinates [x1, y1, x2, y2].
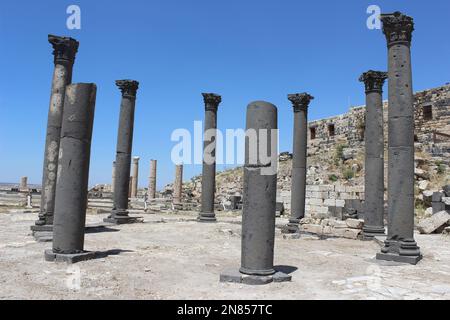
[0, 0, 449, 189]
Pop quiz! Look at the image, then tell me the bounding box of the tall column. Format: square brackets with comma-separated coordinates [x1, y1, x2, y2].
[111, 161, 116, 193]
[131, 156, 140, 198]
[104, 80, 140, 224]
[20, 177, 28, 191]
[173, 165, 183, 205]
[198, 93, 222, 222]
[148, 159, 157, 199]
[33, 35, 79, 229]
[220, 101, 291, 285]
[359, 71, 388, 240]
[376, 12, 422, 264]
[284, 93, 314, 233]
[45, 83, 97, 263]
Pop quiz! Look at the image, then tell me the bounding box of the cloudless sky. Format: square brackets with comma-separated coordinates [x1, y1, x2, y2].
[0, 0, 449, 189]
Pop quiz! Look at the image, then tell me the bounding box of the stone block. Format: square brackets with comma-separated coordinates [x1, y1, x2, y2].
[432, 192, 443, 203]
[301, 224, 323, 235]
[346, 218, 364, 229]
[307, 198, 323, 206]
[418, 211, 450, 234]
[335, 200, 346, 207]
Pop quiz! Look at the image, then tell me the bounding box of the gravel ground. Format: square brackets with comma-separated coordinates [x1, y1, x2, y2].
[1, 209, 450, 300]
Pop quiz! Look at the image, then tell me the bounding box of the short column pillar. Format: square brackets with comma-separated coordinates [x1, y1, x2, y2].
[44, 83, 97, 263]
[148, 160, 157, 199]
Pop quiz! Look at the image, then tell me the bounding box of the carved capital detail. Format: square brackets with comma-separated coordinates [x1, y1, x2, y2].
[381, 11, 414, 47]
[359, 70, 388, 93]
[288, 93, 314, 112]
[202, 93, 221, 111]
[48, 34, 79, 65]
[116, 80, 139, 98]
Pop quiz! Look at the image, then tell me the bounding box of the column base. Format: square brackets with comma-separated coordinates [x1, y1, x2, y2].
[31, 224, 53, 232]
[281, 220, 300, 234]
[377, 238, 422, 265]
[44, 249, 96, 264]
[220, 269, 291, 285]
[197, 212, 217, 223]
[362, 225, 386, 241]
[376, 252, 423, 265]
[103, 215, 142, 225]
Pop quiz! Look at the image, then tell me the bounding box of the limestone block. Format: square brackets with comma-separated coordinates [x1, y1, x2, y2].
[324, 199, 336, 206]
[335, 200, 346, 207]
[417, 211, 450, 234]
[345, 218, 364, 229]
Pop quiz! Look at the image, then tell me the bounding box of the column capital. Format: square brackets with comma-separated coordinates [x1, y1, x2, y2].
[132, 156, 140, 163]
[359, 70, 388, 93]
[202, 93, 222, 111]
[116, 80, 139, 98]
[48, 34, 79, 66]
[381, 11, 414, 47]
[287, 93, 314, 112]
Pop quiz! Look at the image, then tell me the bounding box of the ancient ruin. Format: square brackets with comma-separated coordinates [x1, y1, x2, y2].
[359, 71, 388, 239]
[45, 83, 97, 263]
[376, 12, 422, 264]
[104, 80, 141, 224]
[198, 93, 222, 222]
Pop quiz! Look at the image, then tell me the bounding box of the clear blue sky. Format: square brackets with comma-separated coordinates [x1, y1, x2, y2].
[0, 0, 449, 189]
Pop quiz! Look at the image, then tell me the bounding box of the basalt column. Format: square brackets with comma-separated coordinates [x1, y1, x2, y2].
[376, 12, 422, 264]
[198, 93, 222, 222]
[284, 93, 314, 233]
[220, 101, 291, 285]
[131, 156, 140, 198]
[148, 160, 157, 199]
[33, 35, 79, 230]
[173, 165, 183, 207]
[104, 80, 140, 224]
[45, 83, 97, 263]
[359, 71, 388, 240]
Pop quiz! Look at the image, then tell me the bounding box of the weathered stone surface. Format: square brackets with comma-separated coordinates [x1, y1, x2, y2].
[346, 218, 364, 229]
[417, 211, 450, 234]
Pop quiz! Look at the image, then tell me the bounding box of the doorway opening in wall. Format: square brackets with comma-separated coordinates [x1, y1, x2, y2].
[310, 127, 316, 140]
[328, 124, 335, 137]
[423, 105, 433, 121]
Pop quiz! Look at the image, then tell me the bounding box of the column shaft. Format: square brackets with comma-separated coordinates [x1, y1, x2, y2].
[199, 93, 221, 222]
[173, 165, 183, 205]
[131, 157, 139, 198]
[52, 83, 96, 254]
[240, 101, 278, 276]
[36, 35, 79, 227]
[148, 160, 157, 199]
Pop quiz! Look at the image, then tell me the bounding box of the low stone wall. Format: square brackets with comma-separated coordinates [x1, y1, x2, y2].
[278, 184, 364, 218]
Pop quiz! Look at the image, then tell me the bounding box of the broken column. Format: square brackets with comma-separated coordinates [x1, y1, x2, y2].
[148, 159, 157, 199]
[173, 165, 183, 207]
[198, 93, 222, 222]
[20, 177, 28, 192]
[220, 101, 291, 285]
[284, 93, 314, 233]
[45, 83, 97, 263]
[131, 156, 140, 198]
[359, 71, 388, 240]
[33, 35, 79, 230]
[104, 80, 141, 224]
[376, 12, 422, 264]
[111, 161, 116, 193]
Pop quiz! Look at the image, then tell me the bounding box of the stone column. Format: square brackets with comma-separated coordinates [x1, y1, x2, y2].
[220, 101, 291, 285]
[20, 177, 28, 191]
[111, 161, 116, 193]
[359, 71, 388, 240]
[376, 12, 422, 264]
[131, 156, 140, 198]
[284, 93, 314, 233]
[45, 83, 97, 263]
[173, 165, 183, 205]
[148, 159, 157, 199]
[104, 80, 141, 224]
[198, 93, 222, 222]
[33, 35, 79, 230]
